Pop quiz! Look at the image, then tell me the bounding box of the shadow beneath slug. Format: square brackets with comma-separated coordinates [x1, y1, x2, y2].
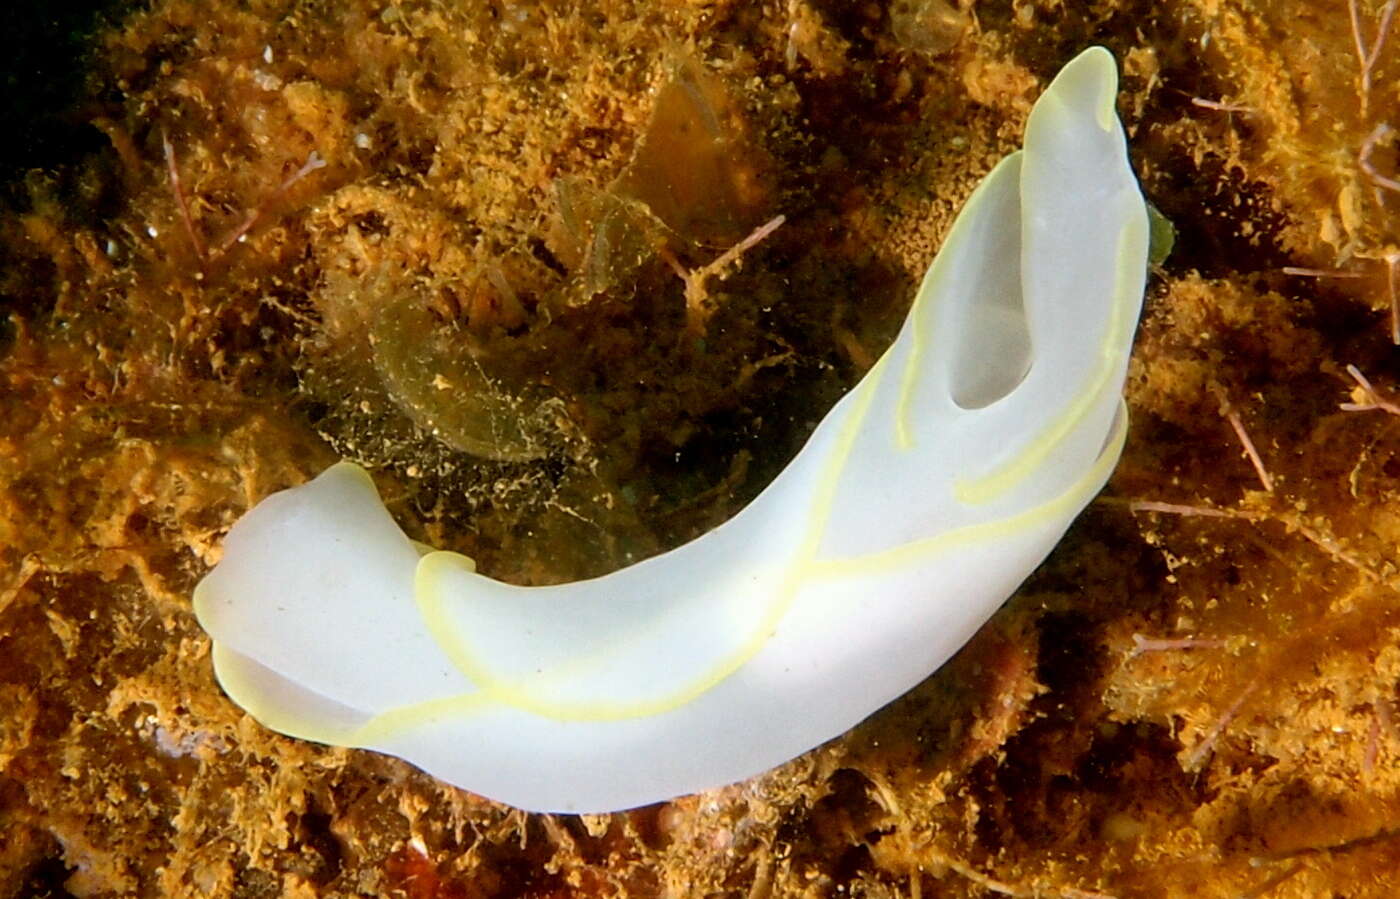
[827, 576, 1194, 854]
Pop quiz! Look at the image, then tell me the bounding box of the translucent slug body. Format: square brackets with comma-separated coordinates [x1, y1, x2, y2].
[195, 48, 1149, 813]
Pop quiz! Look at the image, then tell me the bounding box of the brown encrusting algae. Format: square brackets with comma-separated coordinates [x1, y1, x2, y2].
[2, 0, 1400, 896]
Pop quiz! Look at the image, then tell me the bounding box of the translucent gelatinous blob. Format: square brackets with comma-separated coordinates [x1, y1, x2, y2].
[549, 56, 775, 305]
[304, 188, 555, 463]
[370, 289, 553, 462]
[552, 176, 670, 299]
[613, 56, 773, 249]
[889, 0, 970, 56]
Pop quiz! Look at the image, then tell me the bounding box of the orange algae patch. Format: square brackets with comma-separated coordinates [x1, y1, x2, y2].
[3, 0, 1400, 896]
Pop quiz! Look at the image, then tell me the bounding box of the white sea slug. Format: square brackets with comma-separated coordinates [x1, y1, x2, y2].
[194, 47, 1149, 813]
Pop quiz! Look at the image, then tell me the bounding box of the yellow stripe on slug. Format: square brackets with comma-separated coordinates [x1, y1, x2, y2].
[954, 223, 1139, 506]
[354, 388, 1129, 741]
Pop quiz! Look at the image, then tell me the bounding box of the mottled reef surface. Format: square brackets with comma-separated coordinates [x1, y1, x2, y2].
[3, 0, 1400, 896]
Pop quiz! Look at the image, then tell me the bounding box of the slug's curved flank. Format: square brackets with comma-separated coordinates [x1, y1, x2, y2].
[194, 47, 1150, 813]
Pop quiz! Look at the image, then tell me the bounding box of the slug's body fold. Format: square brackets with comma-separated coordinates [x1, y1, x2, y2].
[195, 47, 1150, 813]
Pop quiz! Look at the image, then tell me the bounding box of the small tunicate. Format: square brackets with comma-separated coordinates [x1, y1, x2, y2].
[369, 286, 553, 462]
[889, 0, 970, 56]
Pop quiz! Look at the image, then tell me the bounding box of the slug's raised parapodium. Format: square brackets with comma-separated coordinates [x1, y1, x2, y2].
[195, 48, 1150, 813]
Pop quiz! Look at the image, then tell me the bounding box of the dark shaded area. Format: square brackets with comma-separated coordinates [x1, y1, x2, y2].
[0, 0, 145, 187]
[13, 855, 78, 899]
[774, 767, 890, 890]
[293, 807, 344, 886]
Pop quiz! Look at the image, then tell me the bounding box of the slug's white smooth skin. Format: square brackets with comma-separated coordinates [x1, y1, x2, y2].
[194, 47, 1149, 813]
